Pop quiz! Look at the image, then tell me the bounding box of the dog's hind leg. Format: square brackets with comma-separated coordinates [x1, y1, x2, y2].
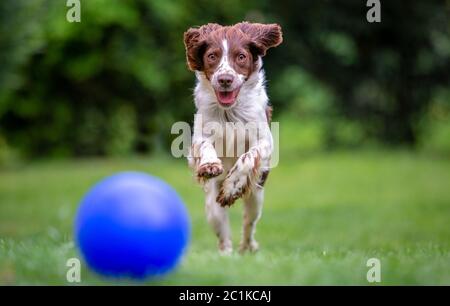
[239, 187, 264, 253]
[204, 180, 233, 255]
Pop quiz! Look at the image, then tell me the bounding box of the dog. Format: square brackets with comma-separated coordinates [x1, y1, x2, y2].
[183, 22, 282, 254]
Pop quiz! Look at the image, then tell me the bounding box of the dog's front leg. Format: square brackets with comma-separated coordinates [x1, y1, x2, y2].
[217, 136, 272, 207]
[188, 114, 223, 180]
[191, 140, 223, 179]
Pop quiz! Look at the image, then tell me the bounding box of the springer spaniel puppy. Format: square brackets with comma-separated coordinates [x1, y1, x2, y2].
[183, 22, 282, 254]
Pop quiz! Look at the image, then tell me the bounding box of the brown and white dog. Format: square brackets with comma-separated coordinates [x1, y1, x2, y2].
[183, 22, 282, 254]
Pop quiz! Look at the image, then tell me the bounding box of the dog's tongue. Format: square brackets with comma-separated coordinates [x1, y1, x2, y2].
[217, 91, 236, 105]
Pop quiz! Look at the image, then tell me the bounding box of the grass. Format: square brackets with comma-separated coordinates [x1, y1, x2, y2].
[0, 150, 449, 285]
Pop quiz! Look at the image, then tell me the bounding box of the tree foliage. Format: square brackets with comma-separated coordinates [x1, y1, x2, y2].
[0, 0, 448, 158]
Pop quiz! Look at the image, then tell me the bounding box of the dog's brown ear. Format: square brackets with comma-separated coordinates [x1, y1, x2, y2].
[237, 22, 283, 57]
[184, 27, 204, 71]
[184, 23, 222, 71]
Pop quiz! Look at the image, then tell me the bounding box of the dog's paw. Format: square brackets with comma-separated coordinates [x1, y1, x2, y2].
[197, 162, 223, 179]
[239, 240, 259, 254]
[216, 188, 240, 207]
[216, 177, 249, 207]
[218, 240, 233, 256]
[216, 149, 261, 207]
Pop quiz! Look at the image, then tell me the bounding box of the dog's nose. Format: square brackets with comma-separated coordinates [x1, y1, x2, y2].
[218, 74, 234, 87]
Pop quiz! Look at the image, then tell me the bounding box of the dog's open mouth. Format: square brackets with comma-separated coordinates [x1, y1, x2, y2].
[215, 88, 240, 107]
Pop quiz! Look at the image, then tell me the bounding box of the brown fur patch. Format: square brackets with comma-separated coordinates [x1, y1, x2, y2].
[235, 22, 283, 57]
[197, 162, 223, 180]
[184, 23, 222, 71]
[258, 170, 270, 187]
[265, 105, 273, 123]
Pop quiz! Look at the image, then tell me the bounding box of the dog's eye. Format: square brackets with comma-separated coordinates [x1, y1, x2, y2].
[237, 53, 246, 62]
[207, 54, 216, 61]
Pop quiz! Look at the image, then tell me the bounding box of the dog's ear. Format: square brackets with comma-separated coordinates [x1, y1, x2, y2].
[237, 22, 283, 57]
[184, 27, 205, 71]
[184, 23, 222, 71]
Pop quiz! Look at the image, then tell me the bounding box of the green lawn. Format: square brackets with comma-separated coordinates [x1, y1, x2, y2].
[0, 151, 449, 285]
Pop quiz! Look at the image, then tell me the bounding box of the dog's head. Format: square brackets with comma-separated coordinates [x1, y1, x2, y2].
[184, 22, 283, 108]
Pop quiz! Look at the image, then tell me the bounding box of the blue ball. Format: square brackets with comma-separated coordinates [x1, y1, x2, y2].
[75, 172, 190, 279]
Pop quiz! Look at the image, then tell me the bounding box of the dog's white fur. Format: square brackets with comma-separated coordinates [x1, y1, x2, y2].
[188, 40, 273, 255]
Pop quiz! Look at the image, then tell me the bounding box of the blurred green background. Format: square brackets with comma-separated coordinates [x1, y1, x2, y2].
[0, 0, 449, 160]
[0, 0, 449, 285]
